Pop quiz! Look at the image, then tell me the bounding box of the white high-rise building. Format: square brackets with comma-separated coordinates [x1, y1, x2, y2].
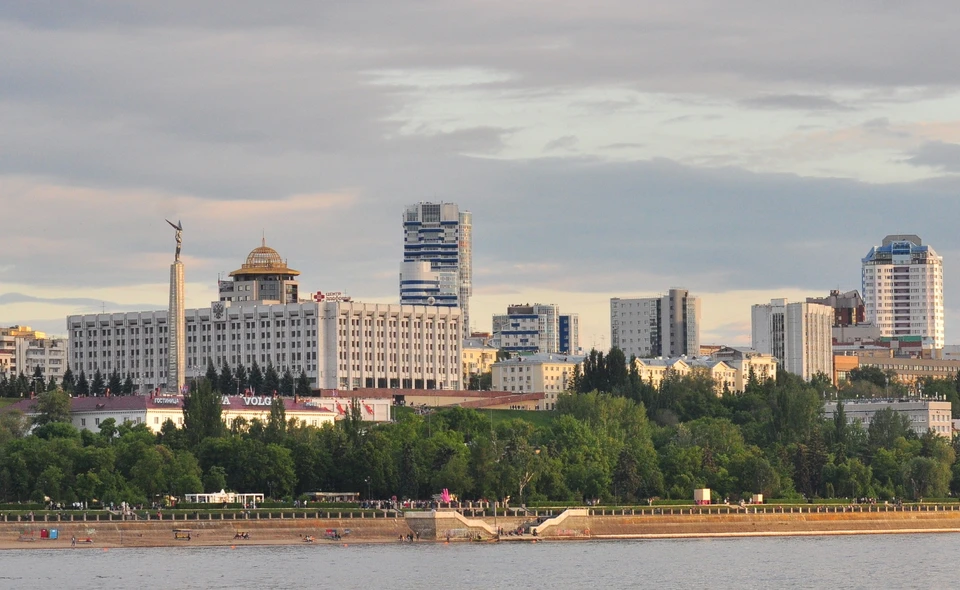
[861, 235, 944, 348]
[401, 202, 472, 339]
[610, 289, 701, 359]
[751, 299, 832, 381]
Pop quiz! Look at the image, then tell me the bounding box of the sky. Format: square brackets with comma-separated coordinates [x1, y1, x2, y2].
[2, 1, 960, 350]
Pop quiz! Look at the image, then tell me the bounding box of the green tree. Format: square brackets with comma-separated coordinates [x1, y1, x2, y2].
[219, 364, 236, 397]
[31, 366, 44, 395]
[848, 366, 887, 388]
[295, 370, 311, 398]
[91, 369, 105, 396]
[265, 396, 287, 444]
[280, 368, 295, 397]
[203, 465, 228, 493]
[32, 389, 72, 426]
[122, 374, 135, 395]
[76, 371, 89, 396]
[182, 379, 225, 447]
[264, 364, 280, 396]
[868, 407, 915, 452]
[249, 361, 264, 395]
[107, 369, 122, 396]
[61, 366, 76, 394]
[205, 361, 219, 390]
[236, 364, 249, 394]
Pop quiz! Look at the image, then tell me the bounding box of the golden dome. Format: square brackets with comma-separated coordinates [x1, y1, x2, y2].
[229, 238, 300, 277]
[244, 245, 284, 269]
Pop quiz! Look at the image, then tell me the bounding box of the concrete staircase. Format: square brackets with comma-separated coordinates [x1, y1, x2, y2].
[532, 509, 590, 536]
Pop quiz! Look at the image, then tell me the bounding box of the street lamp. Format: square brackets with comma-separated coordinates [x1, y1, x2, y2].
[365, 477, 372, 500]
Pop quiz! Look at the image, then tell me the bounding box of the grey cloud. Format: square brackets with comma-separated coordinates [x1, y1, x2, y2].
[0, 292, 160, 310]
[741, 94, 852, 111]
[602, 142, 645, 150]
[905, 141, 960, 172]
[5, 2, 960, 96]
[544, 136, 579, 151]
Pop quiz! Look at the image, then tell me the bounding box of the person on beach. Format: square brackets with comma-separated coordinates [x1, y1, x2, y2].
[71, 536, 76, 547]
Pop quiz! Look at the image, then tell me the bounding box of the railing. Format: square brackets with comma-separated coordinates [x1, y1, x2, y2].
[1, 503, 957, 523]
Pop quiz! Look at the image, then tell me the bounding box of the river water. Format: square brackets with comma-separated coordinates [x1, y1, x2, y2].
[4, 534, 956, 589]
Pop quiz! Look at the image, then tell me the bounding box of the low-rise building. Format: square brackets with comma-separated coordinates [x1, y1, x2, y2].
[687, 358, 737, 394]
[632, 357, 690, 390]
[462, 337, 499, 383]
[491, 353, 582, 407]
[632, 356, 736, 395]
[832, 354, 960, 391]
[709, 347, 778, 392]
[2, 394, 399, 433]
[318, 388, 551, 411]
[824, 398, 952, 438]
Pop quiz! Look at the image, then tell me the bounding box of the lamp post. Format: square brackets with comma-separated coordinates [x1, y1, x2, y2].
[365, 476, 372, 501]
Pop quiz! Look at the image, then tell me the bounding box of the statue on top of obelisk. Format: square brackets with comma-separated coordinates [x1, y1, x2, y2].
[165, 219, 186, 394]
[166, 219, 183, 261]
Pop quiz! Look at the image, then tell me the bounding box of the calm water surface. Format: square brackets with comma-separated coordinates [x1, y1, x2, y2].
[4, 534, 957, 589]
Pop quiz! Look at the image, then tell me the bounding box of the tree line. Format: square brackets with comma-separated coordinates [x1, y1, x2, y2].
[1, 361, 313, 399]
[1, 348, 959, 507]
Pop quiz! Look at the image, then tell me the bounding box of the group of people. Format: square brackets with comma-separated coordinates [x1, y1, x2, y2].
[398, 532, 420, 542]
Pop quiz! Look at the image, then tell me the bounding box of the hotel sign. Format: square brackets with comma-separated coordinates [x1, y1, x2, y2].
[242, 396, 276, 406]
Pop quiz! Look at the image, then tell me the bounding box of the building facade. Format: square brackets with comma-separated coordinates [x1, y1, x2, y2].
[0, 326, 68, 384]
[558, 313, 580, 355]
[462, 337, 499, 384]
[709, 347, 778, 392]
[491, 353, 582, 404]
[1, 394, 397, 433]
[399, 260, 458, 307]
[862, 234, 944, 348]
[218, 239, 300, 304]
[610, 289, 701, 359]
[833, 353, 960, 392]
[492, 303, 559, 354]
[751, 299, 832, 381]
[401, 202, 472, 338]
[824, 399, 952, 438]
[68, 299, 462, 393]
[631, 356, 736, 395]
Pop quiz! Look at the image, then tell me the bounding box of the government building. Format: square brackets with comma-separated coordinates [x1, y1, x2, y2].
[67, 242, 462, 393]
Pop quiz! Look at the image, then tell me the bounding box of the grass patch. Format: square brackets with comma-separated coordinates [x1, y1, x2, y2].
[488, 409, 557, 429]
[0, 399, 19, 409]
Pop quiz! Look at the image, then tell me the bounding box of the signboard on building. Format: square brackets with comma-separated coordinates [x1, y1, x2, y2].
[313, 291, 352, 303]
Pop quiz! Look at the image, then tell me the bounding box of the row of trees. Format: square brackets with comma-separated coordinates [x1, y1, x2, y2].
[1, 360, 314, 399]
[2, 347, 960, 506]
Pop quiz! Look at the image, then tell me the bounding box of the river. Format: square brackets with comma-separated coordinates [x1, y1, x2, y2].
[4, 534, 956, 589]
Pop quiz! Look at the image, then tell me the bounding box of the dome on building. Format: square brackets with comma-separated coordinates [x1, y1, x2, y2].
[229, 238, 300, 277]
[244, 244, 284, 269]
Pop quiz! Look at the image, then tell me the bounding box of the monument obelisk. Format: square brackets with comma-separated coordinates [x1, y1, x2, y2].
[166, 219, 186, 394]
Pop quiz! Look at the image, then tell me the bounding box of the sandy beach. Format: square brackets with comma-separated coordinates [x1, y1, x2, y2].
[3, 507, 960, 549]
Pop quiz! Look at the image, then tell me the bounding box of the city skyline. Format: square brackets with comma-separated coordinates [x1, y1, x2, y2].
[2, 3, 960, 350]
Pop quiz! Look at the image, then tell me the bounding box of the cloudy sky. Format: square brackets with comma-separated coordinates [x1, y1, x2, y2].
[2, 1, 960, 349]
